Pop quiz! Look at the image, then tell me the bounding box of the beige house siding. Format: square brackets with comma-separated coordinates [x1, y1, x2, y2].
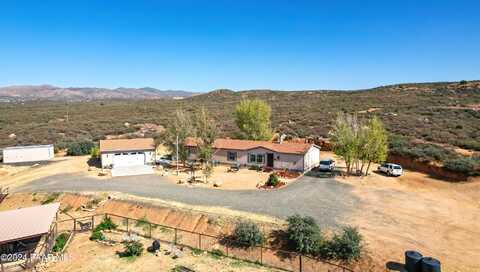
[212, 147, 313, 172]
[187, 144, 320, 172]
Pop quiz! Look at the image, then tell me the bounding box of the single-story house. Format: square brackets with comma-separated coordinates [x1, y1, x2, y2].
[185, 138, 320, 172]
[2, 144, 54, 164]
[99, 138, 156, 169]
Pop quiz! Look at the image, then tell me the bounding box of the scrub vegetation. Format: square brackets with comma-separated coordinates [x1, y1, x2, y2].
[1, 81, 479, 173]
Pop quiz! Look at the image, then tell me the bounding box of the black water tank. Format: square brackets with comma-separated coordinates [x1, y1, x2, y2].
[152, 240, 160, 251]
[421, 257, 441, 272]
[405, 250, 423, 272]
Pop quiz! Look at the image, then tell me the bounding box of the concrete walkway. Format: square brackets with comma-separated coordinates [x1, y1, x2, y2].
[15, 174, 359, 227]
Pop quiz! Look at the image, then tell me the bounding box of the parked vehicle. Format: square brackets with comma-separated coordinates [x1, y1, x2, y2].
[157, 154, 173, 166]
[318, 159, 335, 172]
[378, 163, 403, 176]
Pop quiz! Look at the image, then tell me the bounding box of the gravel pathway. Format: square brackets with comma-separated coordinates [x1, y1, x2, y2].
[15, 174, 359, 227]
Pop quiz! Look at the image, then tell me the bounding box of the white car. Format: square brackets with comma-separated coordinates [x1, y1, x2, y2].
[378, 163, 403, 176]
[318, 159, 335, 171]
[156, 155, 173, 166]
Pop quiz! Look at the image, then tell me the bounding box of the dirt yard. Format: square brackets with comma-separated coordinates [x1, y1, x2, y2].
[164, 164, 299, 190]
[320, 152, 480, 272]
[0, 156, 108, 189]
[42, 232, 281, 272]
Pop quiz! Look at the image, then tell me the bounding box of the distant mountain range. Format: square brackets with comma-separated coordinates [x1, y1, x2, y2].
[0, 85, 196, 101]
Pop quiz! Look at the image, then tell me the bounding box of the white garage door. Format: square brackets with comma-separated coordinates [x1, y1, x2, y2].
[113, 152, 145, 168]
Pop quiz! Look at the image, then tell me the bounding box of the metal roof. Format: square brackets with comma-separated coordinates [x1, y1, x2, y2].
[3, 144, 54, 150]
[0, 203, 59, 244]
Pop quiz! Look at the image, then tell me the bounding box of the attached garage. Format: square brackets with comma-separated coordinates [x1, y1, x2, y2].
[112, 152, 146, 167]
[2, 144, 54, 164]
[99, 138, 156, 169]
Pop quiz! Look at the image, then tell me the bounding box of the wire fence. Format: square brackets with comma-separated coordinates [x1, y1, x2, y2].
[55, 213, 353, 272]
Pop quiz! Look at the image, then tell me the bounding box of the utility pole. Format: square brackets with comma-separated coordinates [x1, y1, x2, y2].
[176, 135, 179, 176]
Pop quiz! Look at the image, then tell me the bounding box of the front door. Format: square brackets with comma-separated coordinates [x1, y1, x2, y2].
[267, 153, 274, 168]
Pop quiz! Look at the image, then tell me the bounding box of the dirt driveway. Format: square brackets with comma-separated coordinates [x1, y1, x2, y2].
[15, 173, 358, 228]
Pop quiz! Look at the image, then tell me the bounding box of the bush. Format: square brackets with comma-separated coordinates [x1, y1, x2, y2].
[286, 214, 323, 255]
[456, 140, 480, 151]
[90, 230, 105, 241]
[90, 146, 100, 159]
[443, 156, 480, 175]
[121, 240, 144, 257]
[319, 226, 363, 261]
[389, 136, 457, 163]
[233, 221, 264, 248]
[95, 216, 118, 231]
[66, 140, 96, 156]
[41, 193, 61, 205]
[266, 172, 280, 187]
[52, 233, 70, 252]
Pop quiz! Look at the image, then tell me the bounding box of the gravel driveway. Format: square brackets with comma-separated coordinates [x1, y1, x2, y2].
[15, 174, 359, 227]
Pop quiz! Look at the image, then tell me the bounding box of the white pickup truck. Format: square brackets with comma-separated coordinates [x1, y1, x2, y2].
[378, 163, 403, 177]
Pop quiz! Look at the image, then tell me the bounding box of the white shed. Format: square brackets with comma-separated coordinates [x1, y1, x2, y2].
[2, 144, 54, 164]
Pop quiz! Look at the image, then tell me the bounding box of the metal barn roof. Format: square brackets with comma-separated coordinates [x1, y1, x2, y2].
[3, 144, 54, 150]
[0, 203, 59, 244]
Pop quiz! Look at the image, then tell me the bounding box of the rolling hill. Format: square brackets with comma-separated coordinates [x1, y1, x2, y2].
[0, 81, 479, 153]
[0, 85, 196, 102]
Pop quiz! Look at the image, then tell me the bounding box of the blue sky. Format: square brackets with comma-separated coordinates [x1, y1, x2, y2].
[1, 1, 479, 91]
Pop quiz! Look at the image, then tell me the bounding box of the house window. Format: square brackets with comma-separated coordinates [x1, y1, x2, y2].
[227, 152, 237, 161]
[256, 154, 264, 164]
[248, 153, 265, 164]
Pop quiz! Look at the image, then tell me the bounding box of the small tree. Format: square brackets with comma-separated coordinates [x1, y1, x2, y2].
[235, 99, 272, 140]
[90, 146, 100, 159]
[362, 116, 388, 175]
[329, 113, 358, 175]
[202, 161, 214, 183]
[286, 214, 323, 255]
[233, 221, 264, 248]
[194, 108, 218, 182]
[163, 110, 196, 165]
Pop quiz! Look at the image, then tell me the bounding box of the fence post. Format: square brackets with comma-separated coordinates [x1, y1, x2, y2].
[73, 218, 77, 232]
[91, 216, 95, 230]
[149, 223, 152, 238]
[299, 254, 302, 272]
[260, 246, 263, 264]
[174, 228, 177, 245]
[198, 234, 202, 250]
[126, 218, 129, 233]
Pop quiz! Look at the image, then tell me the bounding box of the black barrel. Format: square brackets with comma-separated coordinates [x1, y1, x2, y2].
[405, 250, 423, 272]
[421, 257, 441, 272]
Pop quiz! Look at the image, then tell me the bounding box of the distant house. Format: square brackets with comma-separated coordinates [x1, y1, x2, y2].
[99, 138, 156, 169]
[185, 138, 320, 172]
[2, 144, 54, 164]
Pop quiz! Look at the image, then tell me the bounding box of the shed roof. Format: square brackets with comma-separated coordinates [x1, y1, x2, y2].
[0, 203, 59, 244]
[100, 138, 155, 153]
[3, 144, 54, 150]
[185, 138, 317, 155]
